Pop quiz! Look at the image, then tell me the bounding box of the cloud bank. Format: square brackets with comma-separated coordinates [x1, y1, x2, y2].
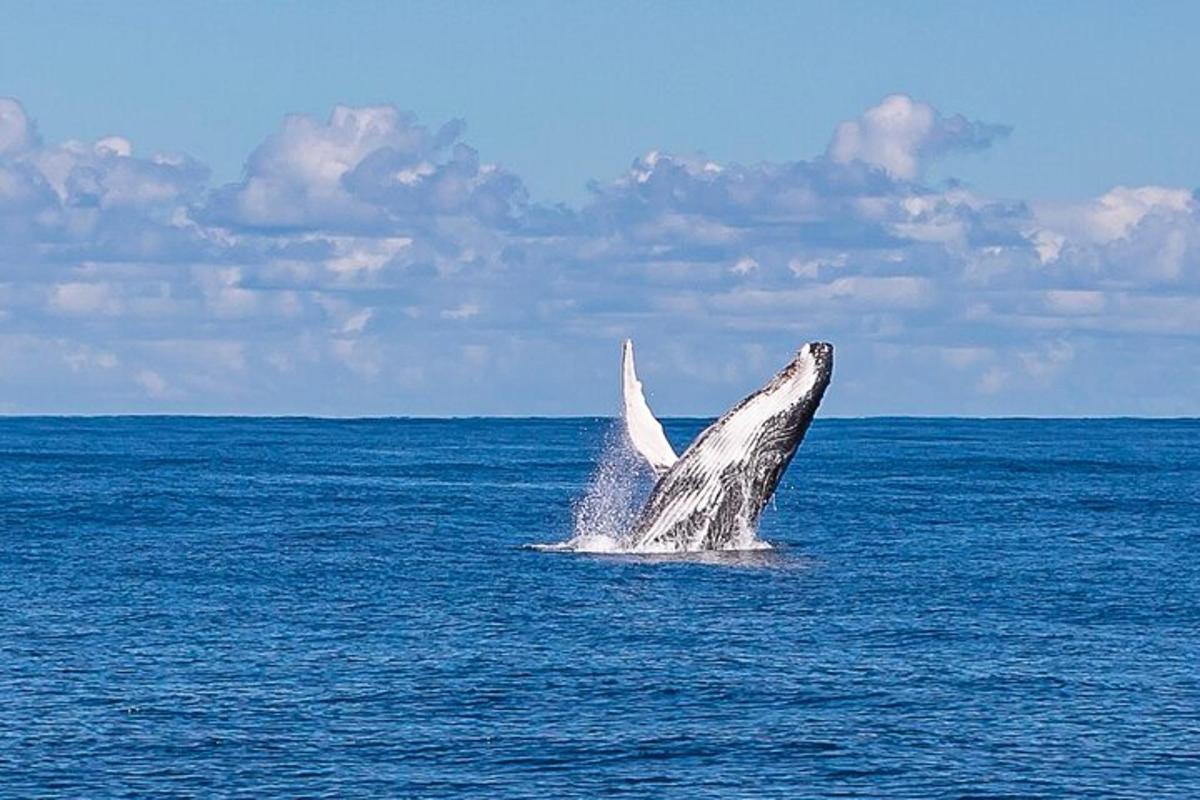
[1, 95, 1197, 415]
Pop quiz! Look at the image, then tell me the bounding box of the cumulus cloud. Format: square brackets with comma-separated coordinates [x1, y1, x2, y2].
[0, 97, 209, 269]
[0, 94, 1197, 415]
[202, 105, 527, 232]
[1026, 186, 1199, 289]
[1035, 185, 1195, 246]
[0, 98, 38, 155]
[828, 94, 1011, 179]
[49, 282, 123, 315]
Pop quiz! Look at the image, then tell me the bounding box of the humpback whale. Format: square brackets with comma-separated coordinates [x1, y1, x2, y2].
[620, 340, 833, 552]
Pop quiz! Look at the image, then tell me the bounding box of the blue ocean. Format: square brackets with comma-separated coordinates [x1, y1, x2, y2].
[2, 417, 1198, 798]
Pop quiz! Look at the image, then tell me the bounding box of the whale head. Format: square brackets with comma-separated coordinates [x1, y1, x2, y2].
[745, 341, 833, 445]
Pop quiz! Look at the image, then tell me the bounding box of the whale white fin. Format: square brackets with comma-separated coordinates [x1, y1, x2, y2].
[621, 339, 677, 476]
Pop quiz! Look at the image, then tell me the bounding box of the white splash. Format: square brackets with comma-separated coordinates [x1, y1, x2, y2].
[568, 422, 655, 551]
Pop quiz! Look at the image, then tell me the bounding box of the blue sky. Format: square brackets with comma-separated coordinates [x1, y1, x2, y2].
[1, 1, 1198, 415]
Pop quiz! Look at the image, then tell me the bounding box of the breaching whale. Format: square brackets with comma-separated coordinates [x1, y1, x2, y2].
[620, 340, 833, 552]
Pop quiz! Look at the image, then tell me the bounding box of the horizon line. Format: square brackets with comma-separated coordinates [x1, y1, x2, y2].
[1, 413, 1198, 422]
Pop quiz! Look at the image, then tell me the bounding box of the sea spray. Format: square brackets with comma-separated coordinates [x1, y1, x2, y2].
[570, 420, 656, 549]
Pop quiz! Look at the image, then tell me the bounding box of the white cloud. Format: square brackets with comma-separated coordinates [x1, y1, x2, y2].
[1019, 340, 1075, 380]
[1, 95, 1199, 414]
[1028, 186, 1198, 288]
[0, 98, 37, 154]
[789, 254, 846, 280]
[441, 302, 480, 320]
[1029, 229, 1065, 263]
[134, 369, 169, 398]
[1043, 290, 1106, 315]
[340, 308, 373, 334]
[94, 136, 132, 158]
[322, 235, 412, 276]
[977, 366, 1010, 395]
[331, 337, 381, 378]
[64, 345, 119, 372]
[1084, 186, 1192, 242]
[827, 94, 1010, 179]
[731, 256, 758, 275]
[204, 105, 525, 230]
[214, 105, 408, 227]
[49, 282, 122, 315]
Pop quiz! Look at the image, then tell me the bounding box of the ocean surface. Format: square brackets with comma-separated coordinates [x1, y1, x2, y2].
[2, 417, 1199, 798]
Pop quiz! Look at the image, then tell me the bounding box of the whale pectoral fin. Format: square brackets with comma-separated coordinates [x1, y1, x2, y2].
[621, 339, 678, 476]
